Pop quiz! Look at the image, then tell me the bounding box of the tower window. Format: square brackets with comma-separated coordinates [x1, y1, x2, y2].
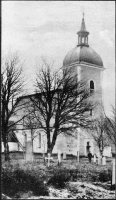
[90, 80, 94, 93]
[87, 142, 90, 147]
[86, 37, 88, 43]
[90, 80, 94, 89]
[82, 37, 84, 43]
[39, 133, 41, 148]
[90, 109, 92, 116]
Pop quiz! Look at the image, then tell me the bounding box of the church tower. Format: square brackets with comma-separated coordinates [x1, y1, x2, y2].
[63, 15, 105, 156]
[63, 15, 105, 117]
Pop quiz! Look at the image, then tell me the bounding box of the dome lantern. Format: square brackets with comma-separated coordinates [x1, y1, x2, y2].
[63, 15, 104, 68]
[77, 13, 89, 47]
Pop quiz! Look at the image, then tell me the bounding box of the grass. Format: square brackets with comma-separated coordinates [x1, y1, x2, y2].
[2, 156, 113, 198]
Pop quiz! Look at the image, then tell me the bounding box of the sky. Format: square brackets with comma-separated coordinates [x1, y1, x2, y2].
[2, 1, 115, 117]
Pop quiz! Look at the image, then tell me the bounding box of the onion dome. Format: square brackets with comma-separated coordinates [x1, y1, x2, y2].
[63, 14, 103, 68]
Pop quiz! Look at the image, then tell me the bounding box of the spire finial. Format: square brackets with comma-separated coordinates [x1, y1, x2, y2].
[77, 13, 89, 47]
[82, 12, 84, 19]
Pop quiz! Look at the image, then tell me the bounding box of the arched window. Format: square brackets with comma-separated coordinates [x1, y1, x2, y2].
[90, 80, 94, 89]
[90, 80, 94, 94]
[39, 133, 41, 148]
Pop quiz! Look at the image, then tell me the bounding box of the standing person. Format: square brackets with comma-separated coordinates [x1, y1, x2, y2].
[88, 151, 92, 163]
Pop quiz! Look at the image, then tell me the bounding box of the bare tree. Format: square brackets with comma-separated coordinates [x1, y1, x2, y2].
[91, 115, 109, 156]
[28, 59, 95, 155]
[23, 106, 38, 155]
[1, 53, 28, 161]
[104, 106, 116, 146]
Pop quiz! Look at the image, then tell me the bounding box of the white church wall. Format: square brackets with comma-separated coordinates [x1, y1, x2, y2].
[81, 65, 103, 106]
[2, 142, 19, 152]
[103, 146, 112, 157]
[77, 65, 81, 82]
[79, 131, 88, 156]
[52, 132, 77, 155]
[78, 129, 100, 157]
[52, 134, 65, 154]
[33, 129, 47, 153]
[15, 130, 25, 147]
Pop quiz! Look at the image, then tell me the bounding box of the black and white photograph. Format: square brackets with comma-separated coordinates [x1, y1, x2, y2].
[1, 1, 115, 199]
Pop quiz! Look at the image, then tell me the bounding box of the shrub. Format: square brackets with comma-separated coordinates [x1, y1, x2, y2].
[2, 165, 48, 198]
[48, 169, 71, 188]
[99, 170, 112, 182]
[68, 169, 83, 181]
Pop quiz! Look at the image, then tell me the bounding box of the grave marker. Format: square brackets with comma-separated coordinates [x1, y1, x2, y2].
[103, 146, 112, 157]
[77, 151, 79, 163]
[58, 150, 62, 165]
[45, 153, 53, 167]
[97, 156, 101, 165]
[93, 154, 96, 163]
[112, 159, 115, 186]
[102, 156, 106, 165]
[63, 152, 66, 160]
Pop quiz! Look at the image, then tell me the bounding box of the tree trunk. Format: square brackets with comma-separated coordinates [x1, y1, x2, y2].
[4, 136, 9, 161]
[2, 126, 9, 161]
[100, 140, 104, 157]
[46, 126, 58, 156]
[47, 128, 51, 155]
[48, 129, 58, 156]
[47, 146, 52, 156]
[31, 129, 34, 161]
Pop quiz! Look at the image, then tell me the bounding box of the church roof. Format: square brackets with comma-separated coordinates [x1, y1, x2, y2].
[63, 46, 103, 68]
[63, 15, 103, 68]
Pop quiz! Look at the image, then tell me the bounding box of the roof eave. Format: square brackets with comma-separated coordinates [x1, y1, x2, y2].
[62, 61, 105, 70]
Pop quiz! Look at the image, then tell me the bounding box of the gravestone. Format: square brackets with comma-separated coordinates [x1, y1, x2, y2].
[112, 159, 115, 186]
[93, 154, 96, 163]
[63, 152, 66, 160]
[45, 153, 53, 167]
[103, 146, 112, 157]
[77, 151, 79, 162]
[97, 156, 101, 165]
[102, 156, 106, 165]
[25, 141, 33, 161]
[58, 150, 62, 165]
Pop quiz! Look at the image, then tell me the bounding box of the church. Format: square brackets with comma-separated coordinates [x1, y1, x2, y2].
[2, 16, 112, 158]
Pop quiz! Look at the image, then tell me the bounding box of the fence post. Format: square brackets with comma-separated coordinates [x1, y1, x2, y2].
[58, 150, 62, 166]
[24, 134, 27, 160]
[112, 159, 115, 188]
[63, 152, 66, 160]
[77, 151, 79, 163]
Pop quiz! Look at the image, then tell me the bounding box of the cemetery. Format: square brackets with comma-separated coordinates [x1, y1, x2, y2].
[1, 149, 115, 199]
[1, 123, 116, 199]
[1, 2, 115, 200]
